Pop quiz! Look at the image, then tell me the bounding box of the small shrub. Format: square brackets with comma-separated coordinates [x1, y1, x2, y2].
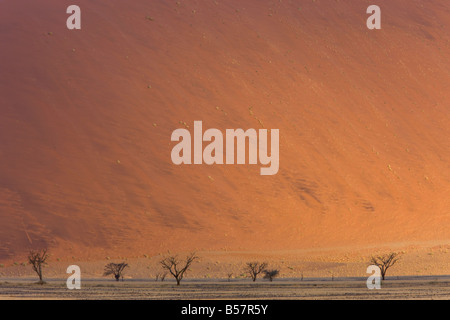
[263, 269, 280, 282]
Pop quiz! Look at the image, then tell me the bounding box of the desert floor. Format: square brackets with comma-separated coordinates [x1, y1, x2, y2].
[1, 277, 449, 300]
[1, 245, 449, 300]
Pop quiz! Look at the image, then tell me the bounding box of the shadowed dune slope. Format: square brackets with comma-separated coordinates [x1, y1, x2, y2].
[0, 0, 449, 262]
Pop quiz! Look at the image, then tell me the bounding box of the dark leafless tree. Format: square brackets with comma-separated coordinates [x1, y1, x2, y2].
[28, 249, 49, 284]
[160, 253, 198, 285]
[245, 262, 268, 282]
[263, 269, 280, 282]
[227, 273, 233, 282]
[370, 252, 400, 280]
[104, 262, 128, 281]
[155, 271, 167, 282]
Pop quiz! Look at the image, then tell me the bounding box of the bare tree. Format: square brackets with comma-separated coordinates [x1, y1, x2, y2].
[370, 252, 400, 280]
[28, 249, 49, 284]
[155, 271, 167, 282]
[227, 273, 233, 282]
[328, 270, 335, 281]
[245, 262, 268, 282]
[263, 269, 280, 282]
[160, 253, 198, 285]
[104, 262, 128, 281]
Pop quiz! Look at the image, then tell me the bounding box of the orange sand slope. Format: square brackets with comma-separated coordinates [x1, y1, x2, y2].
[0, 0, 449, 265]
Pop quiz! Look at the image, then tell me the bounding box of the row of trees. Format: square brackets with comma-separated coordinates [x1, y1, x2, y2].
[103, 253, 200, 285]
[25, 249, 400, 284]
[104, 258, 278, 285]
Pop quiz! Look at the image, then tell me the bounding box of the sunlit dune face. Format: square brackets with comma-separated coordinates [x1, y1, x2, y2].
[0, 0, 449, 266]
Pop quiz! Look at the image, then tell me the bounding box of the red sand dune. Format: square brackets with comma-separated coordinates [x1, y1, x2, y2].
[0, 0, 449, 267]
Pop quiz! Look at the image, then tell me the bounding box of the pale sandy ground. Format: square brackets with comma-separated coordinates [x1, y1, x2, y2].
[1, 245, 449, 299]
[1, 277, 449, 300]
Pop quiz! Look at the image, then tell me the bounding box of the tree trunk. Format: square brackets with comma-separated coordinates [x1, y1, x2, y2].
[38, 264, 43, 281]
